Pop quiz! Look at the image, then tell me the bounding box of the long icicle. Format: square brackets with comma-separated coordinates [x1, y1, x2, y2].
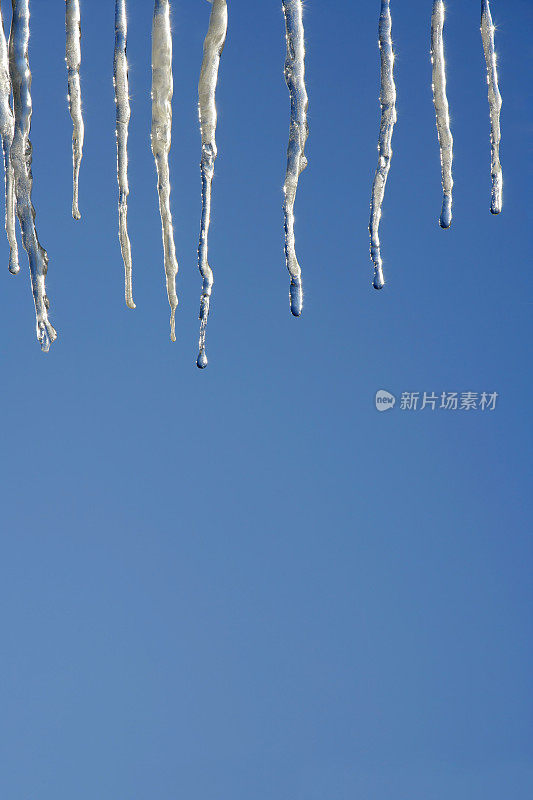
[114, 0, 134, 308]
[196, 0, 227, 370]
[0, 0, 18, 274]
[282, 0, 308, 317]
[151, 0, 178, 341]
[65, 0, 83, 220]
[480, 0, 502, 215]
[369, 0, 396, 290]
[9, 0, 56, 350]
[430, 0, 453, 229]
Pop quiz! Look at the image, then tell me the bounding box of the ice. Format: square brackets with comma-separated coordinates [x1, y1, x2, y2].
[0, 2, 18, 274]
[480, 0, 502, 215]
[196, 0, 227, 369]
[114, 0, 135, 308]
[368, 0, 396, 290]
[151, 0, 179, 341]
[282, 0, 308, 317]
[65, 0, 83, 220]
[9, 0, 56, 350]
[430, 0, 453, 229]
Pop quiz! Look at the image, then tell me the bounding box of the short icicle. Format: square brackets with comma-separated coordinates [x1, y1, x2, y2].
[65, 0, 84, 220]
[0, 0, 18, 274]
[196, 0, 227, 370]
[430, 0, 453, 229]
[480, 0, 502, 215]
[114, 0, 134, 308]
[282, 0, 308, 317]
[151, 0, 178, 341]
[369, 0, 396, 290]
[9, 0, 56, 350]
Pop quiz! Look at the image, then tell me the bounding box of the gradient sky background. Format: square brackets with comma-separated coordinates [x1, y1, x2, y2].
[1, 1, 532, 798]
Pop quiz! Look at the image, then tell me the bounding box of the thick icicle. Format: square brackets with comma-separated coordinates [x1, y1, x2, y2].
[151, 0, 178, 341]
[369, 0, 396, 290]
[282, 0, 308, 317]
[9, 0, 56, 350]
[430, 0, 453, 229]
[65, 0, 83, 220]
[0, 1, 18, 274]
[481, 0, 502, 215]
[114, 0, 134, 308]
[196, 0, 227, 370]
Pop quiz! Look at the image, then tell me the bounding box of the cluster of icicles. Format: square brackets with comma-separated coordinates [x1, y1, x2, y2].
[1, 1, 501, 366]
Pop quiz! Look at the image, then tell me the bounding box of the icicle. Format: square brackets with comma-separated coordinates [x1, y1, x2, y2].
[430, 0, 453, 229]
[0, 1, 18, 274]
[282, 0, 308, 317]
[369, 0, 396, 290]
[114, 0, 134, 308]
[480, 0, 502, 215]
[151, 0, 178, 341]
[196, 0, 227, 370]
[65, 0, 83, 220]
[9, 0, 56, 351]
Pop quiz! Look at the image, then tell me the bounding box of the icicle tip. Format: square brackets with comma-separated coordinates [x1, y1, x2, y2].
[197, 349, 208, 369]
[290, 276, 303, 316]
[439, 195, 452, 229]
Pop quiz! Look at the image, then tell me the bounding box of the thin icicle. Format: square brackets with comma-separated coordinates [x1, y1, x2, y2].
[282, 0, 308, 317]
[65, 0, 83, 220]
[369, 0, 396, 290]
[196, 0, 227, 370]
[430, 0, 453, 229]
[0, 1, 18, 274]
[151, 0, 178, 341]
[114, 0, 134, 308]
[481, 0, 502, 215]
[9, 0, 56, 350]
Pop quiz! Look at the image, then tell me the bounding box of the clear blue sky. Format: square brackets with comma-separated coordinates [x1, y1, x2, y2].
[1, 1, 532, 797]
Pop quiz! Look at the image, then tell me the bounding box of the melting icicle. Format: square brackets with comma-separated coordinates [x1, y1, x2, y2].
[151, 0, 178, 341]
[9, 0, 56, 350]
[282, 0, 308, 317]
[65, 0, 83, 220]
[369, 0, 396, 291]
[430, 0, 453, 229]
[481, 0, 502, 215]
[0, 2, 18, 274]
[196, 0, 227, 370]
[114, 0, 134, 308]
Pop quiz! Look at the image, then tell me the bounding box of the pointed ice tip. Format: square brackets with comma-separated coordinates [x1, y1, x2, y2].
[9, 260, 20, 276]
[126, 299, 136, 310]
[197, 350, 208, 369]
[490, 193, 502, 215]
[439, 197, 452, 229]
[289, 278, 303, 317]
[72, 207, 81, 221]
[373, 265, 385, 290]
[37, 321, 58, 353]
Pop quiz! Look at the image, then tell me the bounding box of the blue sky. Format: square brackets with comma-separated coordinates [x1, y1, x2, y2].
[1, 1, 532, 798]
